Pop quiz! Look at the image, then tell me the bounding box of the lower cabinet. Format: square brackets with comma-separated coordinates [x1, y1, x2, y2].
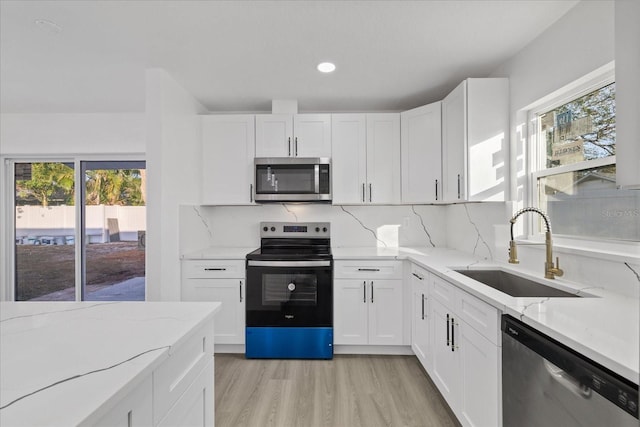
[411, 264, 431, 369]
[334, 278, 403, 345]
[429, 274, 501, 427]
[182, 260, 245, 345]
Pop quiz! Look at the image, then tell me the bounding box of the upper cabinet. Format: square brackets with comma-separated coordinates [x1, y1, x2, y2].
[255, 114, 331, 158]
[332, 113, 401, 205]
[401, 102, 442, 204]
[442, 78, 509, 202]
[201, 115, 255, 205]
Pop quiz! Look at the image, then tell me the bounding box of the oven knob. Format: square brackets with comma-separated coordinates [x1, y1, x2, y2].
[263, 226, 268, 232]
[315, 227, 320, 232]
[271, 227, 276, 232]
[288, 283, 296, 291]
[323, 227, 327, 232]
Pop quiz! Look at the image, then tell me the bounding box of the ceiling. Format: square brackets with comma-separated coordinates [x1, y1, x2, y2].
[0, 0, 579, 114]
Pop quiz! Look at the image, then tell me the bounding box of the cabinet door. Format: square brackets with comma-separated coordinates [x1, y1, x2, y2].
[331, 114, 368, 204]
[411, 271, 430, 368]
[334, 279, 368, 345]
[401, 102, 442, 203]
[457, 320, 500, 427]
[201, 115, 255, 205]
[255, 114, 293, 157]
[91, 376, 153, 427]
[368, 279, 403, 345]
[442, 80, 466, 202]
[182, 278, 245, 344]
[429, 298, 460, 407]
[366, 114, 401, 204]
[466, 78, 508, 202]
[293, 114, 331, 157]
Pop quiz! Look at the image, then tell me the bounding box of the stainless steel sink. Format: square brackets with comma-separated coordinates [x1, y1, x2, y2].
[454, 269, 581, 298]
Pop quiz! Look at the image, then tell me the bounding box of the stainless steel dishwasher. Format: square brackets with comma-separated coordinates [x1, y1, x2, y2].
[502, 315, 638, 427]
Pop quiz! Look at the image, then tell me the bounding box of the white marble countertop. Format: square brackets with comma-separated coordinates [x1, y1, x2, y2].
[0, 301, 220, 427]
[333, 246, 639, 384]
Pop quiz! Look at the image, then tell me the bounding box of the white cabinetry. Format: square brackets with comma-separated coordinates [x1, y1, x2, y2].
[93, 376, 153, 427]
[182, 260, 245, 345]
[201, 115, 255, 205]
[442, 78, 508, 202]
[411, 264, 431, 370]
[255, 114, 331, 158]
[429, 274, 500, 427]
[401, 102, 442, 203]
[332, 113, 400, 204]
[334, 261, 403, 345]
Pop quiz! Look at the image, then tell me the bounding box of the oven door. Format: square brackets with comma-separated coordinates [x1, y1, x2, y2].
[246, 260, 332, 327]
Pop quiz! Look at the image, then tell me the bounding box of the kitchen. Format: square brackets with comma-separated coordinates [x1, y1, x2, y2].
[1, 1, 639, 426]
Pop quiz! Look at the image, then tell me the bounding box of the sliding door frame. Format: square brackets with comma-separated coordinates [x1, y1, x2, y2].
[1, 153, 145, 302]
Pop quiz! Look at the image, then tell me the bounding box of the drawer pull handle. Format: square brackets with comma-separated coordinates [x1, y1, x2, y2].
[204, 268, 226, 271]
[412, 272, 423, 280]
[358, 268, 380, 272]
[446, 314, 450, 346]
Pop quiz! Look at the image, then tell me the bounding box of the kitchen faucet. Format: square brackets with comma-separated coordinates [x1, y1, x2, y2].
[508, 207, 564, 279]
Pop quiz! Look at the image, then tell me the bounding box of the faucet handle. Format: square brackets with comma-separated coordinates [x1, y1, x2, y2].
[508, 240, 519, 264]
[555, 257, 564, 277]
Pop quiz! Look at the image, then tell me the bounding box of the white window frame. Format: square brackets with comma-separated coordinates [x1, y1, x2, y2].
[523, 62, 639, 255]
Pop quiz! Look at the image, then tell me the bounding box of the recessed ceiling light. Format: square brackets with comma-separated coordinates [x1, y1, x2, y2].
[317, 62, 336, 73]
[34, 19, 62, 34]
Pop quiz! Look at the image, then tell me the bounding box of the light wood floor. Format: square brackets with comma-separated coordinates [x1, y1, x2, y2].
[215, 354, 461, 427]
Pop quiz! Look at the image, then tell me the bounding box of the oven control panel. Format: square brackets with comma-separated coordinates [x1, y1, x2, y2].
[260, 222, 330, 238]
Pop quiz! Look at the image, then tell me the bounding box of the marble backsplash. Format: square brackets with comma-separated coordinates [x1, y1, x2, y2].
[178, 202, 639, 298]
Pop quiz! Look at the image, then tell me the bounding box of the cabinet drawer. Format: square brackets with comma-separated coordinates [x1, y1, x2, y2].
[334, 260, 403, 279]
[153, 319, 214, 423]
[430, 274, 456, 306]
[183, 260, 244, 279]
[410, 264, 429, 282]
[456, 289, 500, 345]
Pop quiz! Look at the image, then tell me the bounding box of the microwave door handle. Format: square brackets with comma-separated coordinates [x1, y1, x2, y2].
[315, 164, 320, 194]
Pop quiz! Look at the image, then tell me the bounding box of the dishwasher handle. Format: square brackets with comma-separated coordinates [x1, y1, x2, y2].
[543, 360, 592, 399]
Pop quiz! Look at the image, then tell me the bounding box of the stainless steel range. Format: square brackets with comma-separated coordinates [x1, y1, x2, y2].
[245, 222, 333, 359]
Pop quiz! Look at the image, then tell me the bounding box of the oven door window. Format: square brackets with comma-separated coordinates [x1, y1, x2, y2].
[263, 273, 317, 306]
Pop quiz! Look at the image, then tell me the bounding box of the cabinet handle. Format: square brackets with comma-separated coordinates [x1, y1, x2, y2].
[204, 268, 226, 271]
[412, 272, 423, 280]
[363, 281, 366, 303]
[370, 281, 374, 303]
[250, 184, 253, 203]
[288, 137, 291, 156]
[127, 410, 133, 427]
[358, 268, 380, 272]
[446, 314, 450, 346]
[362, 183, 365, 203]
[369, 183, 372, 203]
[451, 317, 456, 352]
[435, 179, 438, 201]
[295, 137, 298, 157]
[457, 174, 461, 199]
[421, 293, 425, 320]
[239, 280, 243, 303]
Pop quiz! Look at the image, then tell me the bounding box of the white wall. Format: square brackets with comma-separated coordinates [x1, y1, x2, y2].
[145, 69, 206, 301]
[614, 0, 640, 189]
[0, 113, 145, 155]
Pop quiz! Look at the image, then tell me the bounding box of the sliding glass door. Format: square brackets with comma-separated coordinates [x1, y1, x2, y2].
[11, 159, 146, 301]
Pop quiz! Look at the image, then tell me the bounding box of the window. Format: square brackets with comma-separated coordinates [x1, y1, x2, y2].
[531, 77, 639, 242]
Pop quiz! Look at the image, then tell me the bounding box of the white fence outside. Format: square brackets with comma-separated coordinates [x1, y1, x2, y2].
[15, 205, 146, 244]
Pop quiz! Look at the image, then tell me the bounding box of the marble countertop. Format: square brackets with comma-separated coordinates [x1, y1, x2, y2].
[178, 244, 638, 383]
[0, 301, 220, 426]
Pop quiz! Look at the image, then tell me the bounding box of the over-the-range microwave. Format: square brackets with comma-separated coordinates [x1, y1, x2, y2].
[254, 157, 331, 203]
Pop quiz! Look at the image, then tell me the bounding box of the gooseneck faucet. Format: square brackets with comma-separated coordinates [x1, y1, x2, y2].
[509, 207, 564, 279]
